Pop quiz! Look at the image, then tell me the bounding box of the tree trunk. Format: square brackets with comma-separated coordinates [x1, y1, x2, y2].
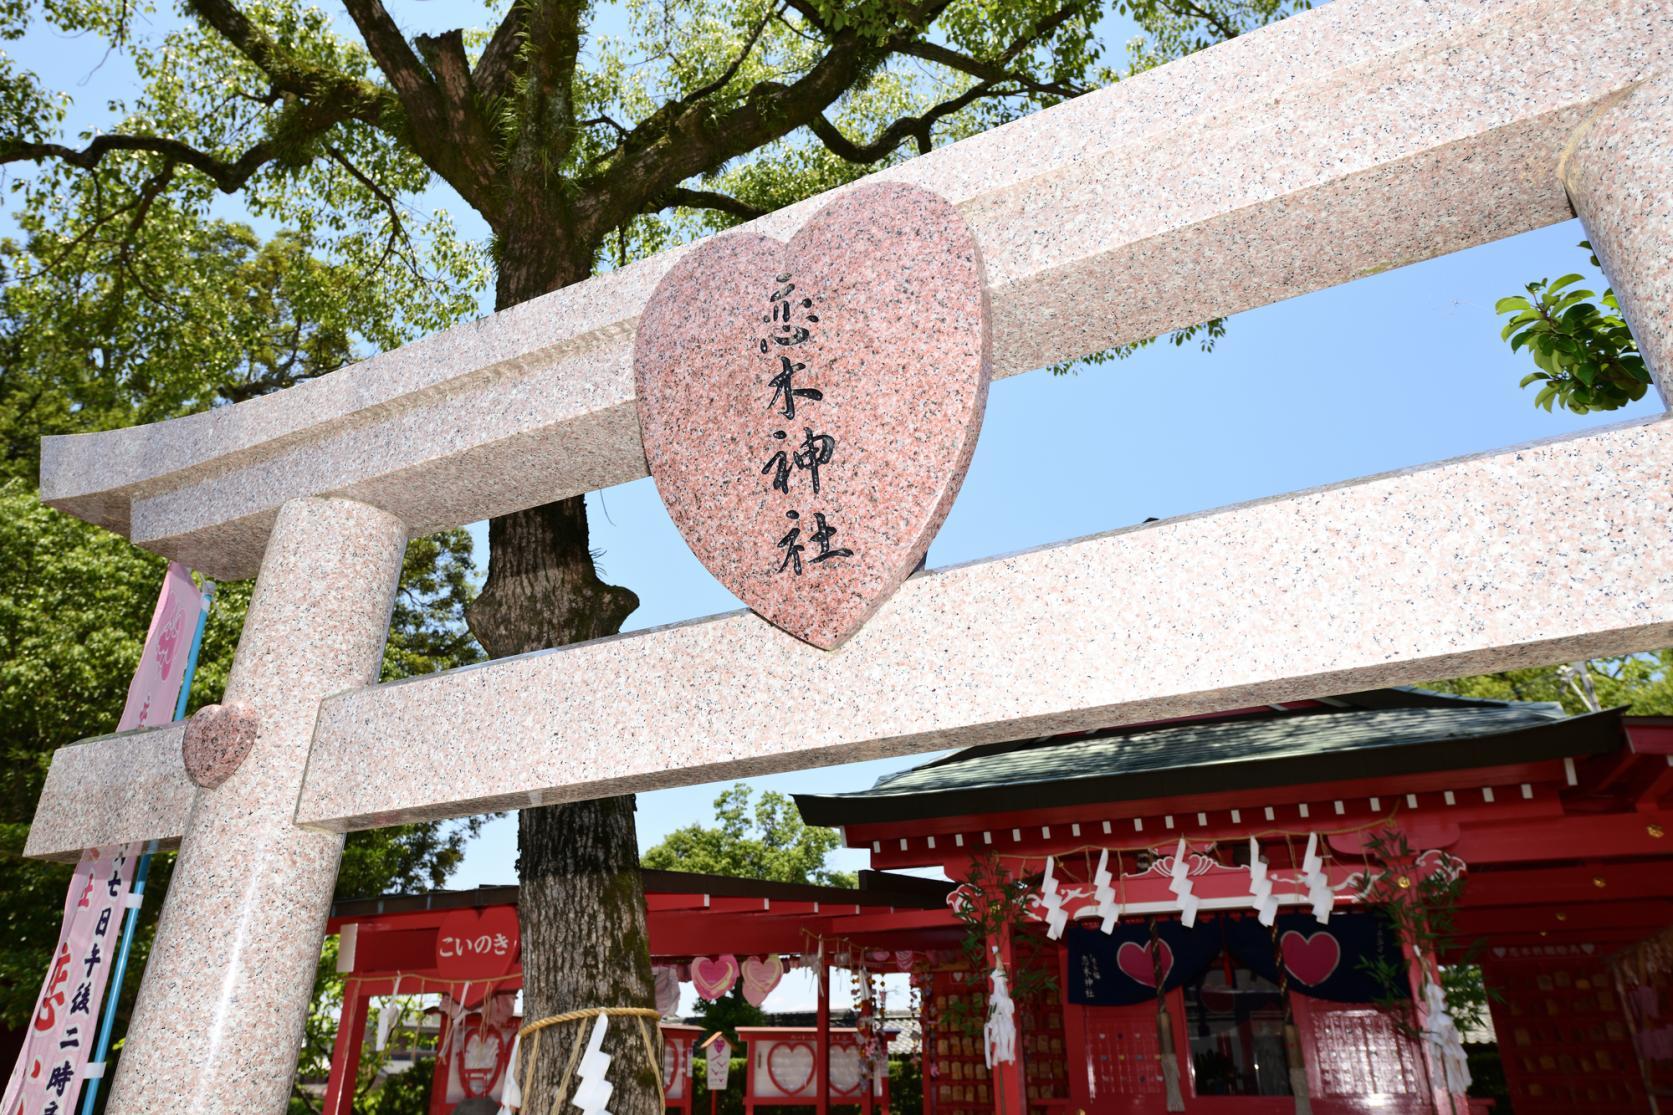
[467, 236, 659, 1115]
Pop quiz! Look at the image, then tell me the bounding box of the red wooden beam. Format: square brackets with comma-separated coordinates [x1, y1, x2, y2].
[845, 761, 1577, 862]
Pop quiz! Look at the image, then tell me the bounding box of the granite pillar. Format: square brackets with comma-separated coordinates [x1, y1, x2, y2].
[1562, 70, 1673, 408]
[107, 497, 405, 1114]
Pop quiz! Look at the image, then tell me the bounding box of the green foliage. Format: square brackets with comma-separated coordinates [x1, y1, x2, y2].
[1498, 241, 1649, 414]
[288, 938, 436, 1115]
[692, 984, 768, 1046]
[1425, 652, 1673, 717]
[641, 783, 855, 887]
[943, 855, 1055, 1036]
[1354, 830, 1494, 1041]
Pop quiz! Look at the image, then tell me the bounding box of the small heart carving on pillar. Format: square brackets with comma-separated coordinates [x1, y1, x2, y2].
[182, 701, 260, 789]
[635, 181, 991, 649]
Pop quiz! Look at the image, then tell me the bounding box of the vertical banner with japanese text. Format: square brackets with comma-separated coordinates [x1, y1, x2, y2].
[4, 562, 204, 1115]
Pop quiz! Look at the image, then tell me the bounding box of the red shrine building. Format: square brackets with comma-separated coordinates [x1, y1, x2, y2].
[322, 689, 1673, 1115]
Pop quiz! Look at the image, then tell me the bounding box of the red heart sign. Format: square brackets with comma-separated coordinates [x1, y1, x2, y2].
[1280, 929, 1341, 987]
[435, 907, 519, 981]
[635, 182, 990, 649]
[1116, 940, 1174, 988]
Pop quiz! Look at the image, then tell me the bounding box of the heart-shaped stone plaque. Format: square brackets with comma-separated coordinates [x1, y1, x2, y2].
[635, 182, 990, 648]
[181, 701, 260, 789]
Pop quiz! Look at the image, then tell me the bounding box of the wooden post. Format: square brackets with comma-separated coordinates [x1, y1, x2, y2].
[817, 947, 831, 1115]
[986, 927, 1026, 1115]
[322, 986, 371, 1115]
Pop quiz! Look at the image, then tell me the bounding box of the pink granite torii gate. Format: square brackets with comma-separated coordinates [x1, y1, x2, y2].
[20, 2, 1673, 1110]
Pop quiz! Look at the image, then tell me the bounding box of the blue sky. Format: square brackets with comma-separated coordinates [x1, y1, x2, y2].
[12, 2, 1664, 907]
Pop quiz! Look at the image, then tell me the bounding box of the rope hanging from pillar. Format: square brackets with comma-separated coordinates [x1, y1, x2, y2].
[514, 1006, 666, 1115]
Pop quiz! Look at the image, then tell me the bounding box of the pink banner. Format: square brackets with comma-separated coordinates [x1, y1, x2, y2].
[118, 561, 203, 731]
[4, 847, 135, 1115]
[5, 563, 203, 1115]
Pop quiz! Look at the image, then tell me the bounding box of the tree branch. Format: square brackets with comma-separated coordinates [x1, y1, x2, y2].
[1, 133, 271, 192]
[652, 186, 767, 222]
[474, 1, 529, 103]
[510, 0, 587, 176]
[677, 4, 779, 108]
[336, 0, 504, 220]
[185, 0, 386, 123]
[807, 80, 996, 162]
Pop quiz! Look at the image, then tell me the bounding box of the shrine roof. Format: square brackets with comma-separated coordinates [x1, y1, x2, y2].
[328, 867, 953, 921]
[795, 688, 1624, 826]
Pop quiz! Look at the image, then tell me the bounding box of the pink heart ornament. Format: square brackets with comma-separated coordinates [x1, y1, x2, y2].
[691, 954, 740, 1000]
[1116, 940, 1174, 988]
[181, 701, 260, 789]
[741, 954, 784, 1006]
[635, 181, 991, 649]
[1280, 930, 1342, 987]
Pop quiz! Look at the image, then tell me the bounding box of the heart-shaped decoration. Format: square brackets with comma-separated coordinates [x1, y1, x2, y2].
[1280, 929, 1342, 987]
[1116, 940, 1174, 988]
[459, 1028, 505, 1098]
[181, 701, 260, 789]
[741, 954, 784, 1006]
[635, 181, 991, 649]
[691, 954, 740, 1000]
[894, 950, 916, 970]
[829, 1046, 864, 1095]
[653, 965, 681, 1016]
[766, 1041, 816, 1095]
[435, 907, 520, 982]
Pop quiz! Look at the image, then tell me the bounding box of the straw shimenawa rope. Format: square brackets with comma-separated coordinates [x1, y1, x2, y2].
[517, 1006, 666, 1115]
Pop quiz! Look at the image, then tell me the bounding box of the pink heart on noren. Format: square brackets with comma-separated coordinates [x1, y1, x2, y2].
[741, 954, 784, 1006]
[182, 701, 260, 789]
[1281, 930, 1342, 987]
[691, 954, 739, 1000]
[635, 181, 991, 650]
[1116, 940, 1174, 988]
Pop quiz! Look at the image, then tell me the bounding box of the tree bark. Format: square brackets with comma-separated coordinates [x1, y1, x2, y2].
[467, 239, 659, 1115]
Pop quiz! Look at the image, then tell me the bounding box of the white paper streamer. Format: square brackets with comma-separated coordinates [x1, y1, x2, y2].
[1247, 837, 1279, 926]
[1039, 856, 1069, 940]
[572, 1014, 614, 1115]
[983, 967, 1017, 1068]
[1092, 849, 1120, 933]
[1301, 833, 1334, 923]
[497, 1032, 522, 1115]
[375, 977, 404, 1052]
[1421, 977, 1473, 1094]
[1167, 838, 1199, 926]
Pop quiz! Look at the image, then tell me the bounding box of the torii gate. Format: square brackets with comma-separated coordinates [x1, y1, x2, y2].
[22, 1, 1673, 1111]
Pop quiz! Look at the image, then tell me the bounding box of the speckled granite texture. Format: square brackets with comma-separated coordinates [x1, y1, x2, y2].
[108, 497, 405, 1115]
[34, 0, 1671, 578]
[24, 724, 191, 861]
[636, 183, 989, 648]
[181, 701, 260, 788]
[294, 417, 1673, 832]
[1564, 69, 1673, 408]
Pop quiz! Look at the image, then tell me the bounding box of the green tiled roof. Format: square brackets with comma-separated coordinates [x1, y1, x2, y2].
[795, 689, 1616, 827]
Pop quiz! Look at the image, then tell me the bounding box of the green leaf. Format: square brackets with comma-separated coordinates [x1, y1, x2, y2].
[1547, 273, 1586, 294]
[1495, 295, 1533, 315]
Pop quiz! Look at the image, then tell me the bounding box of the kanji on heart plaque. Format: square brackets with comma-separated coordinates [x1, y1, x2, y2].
[635, 181, 991, 649]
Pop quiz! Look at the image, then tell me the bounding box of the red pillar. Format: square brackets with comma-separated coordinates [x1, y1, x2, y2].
[322, 986, 371, 1115]
[817, 948, 831, 1115]
[986, 927, 1026, 1115]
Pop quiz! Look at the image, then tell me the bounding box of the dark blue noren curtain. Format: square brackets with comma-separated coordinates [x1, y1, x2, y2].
[1067, 921, 1222, 1006]
[1223, 911, 1408, 1003]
